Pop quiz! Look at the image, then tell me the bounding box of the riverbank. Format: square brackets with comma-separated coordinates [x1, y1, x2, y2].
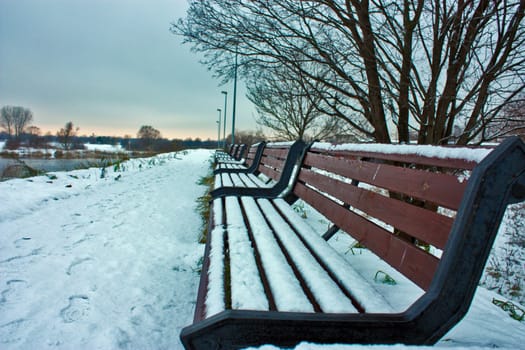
[0, 142, 162, 180]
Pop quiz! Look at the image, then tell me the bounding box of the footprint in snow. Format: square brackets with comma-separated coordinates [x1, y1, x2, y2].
[13, 237, 32, 248]
[66, 257, 93, 276]
[0, 318, 27, 344]
[0, 280, 28, 305]
[60, 295, 90, 323]
[115, 327, 131, 349]
[0, 248, 44, 272]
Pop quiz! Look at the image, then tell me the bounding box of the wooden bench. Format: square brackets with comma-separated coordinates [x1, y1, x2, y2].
[214, 144, 236, 162]
[215, 144, 246, 163]
[215, 142, 266, 173]
[182, 136, 525, 350]
[211, 140, 307, 199]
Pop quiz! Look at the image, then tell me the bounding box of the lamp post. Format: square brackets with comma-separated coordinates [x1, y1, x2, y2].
[231, 49, 238, 145]
[221, 90, 228, 149]
[216, 108, 222, 149]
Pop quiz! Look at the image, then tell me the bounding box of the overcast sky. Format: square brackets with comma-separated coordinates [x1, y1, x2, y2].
[0, 0, 258, 140]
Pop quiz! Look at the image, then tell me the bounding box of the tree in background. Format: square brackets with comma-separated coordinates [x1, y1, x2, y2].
[173, 1, 525, 145]
[247, 65, 359, 141]
[26, 125, 46, 148]
[225, 129, 266, 145]
[57, 122, 79, 150]
[485, 94, 525, 141]
[137, 125, 161, 151]
[0, 106, 14, 136]
[1, 105, 33, 139]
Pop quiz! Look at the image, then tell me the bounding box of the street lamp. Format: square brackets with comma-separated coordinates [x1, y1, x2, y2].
[221, 90, 228, 148]
[216, 108, 222, 149]
[231, 48, 238, 145]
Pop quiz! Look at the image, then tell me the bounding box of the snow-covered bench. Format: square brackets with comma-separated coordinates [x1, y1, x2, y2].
[215, 144, 246, 163]
[214, 142, 266, 173]
[214, 144, 236, 162]
[211, 140, 307, 199]
[182, 136, 525, 350]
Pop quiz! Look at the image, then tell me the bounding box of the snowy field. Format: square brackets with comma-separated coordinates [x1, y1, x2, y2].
[1, 149, 524, 349]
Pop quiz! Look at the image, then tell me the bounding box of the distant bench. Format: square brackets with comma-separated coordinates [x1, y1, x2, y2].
[214, 142, 266, 173]
[215, 144, 246, 163]
[212, 140, 307, 199]
[182, 137, 525, 350]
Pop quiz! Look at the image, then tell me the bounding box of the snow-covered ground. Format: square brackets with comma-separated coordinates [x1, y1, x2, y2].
[1, 149, 524, 349]
[83, 143, 125, 153]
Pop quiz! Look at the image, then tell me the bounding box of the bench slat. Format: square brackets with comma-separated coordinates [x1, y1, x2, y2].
[298, 169, 454, 249]
[304, 153, 467, 210]
[224, 197, 269, 311]
[294, 183, 439, 290]
[213, 174, 223, 189]
[204, 201, 226, 319]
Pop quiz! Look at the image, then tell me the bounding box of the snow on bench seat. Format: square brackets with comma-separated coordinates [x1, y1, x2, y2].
[204, 196, 395, 318]
[213, 172, 273, 190]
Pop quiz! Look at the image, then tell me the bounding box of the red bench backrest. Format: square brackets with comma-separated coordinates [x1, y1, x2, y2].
[293, 143, 491, 290]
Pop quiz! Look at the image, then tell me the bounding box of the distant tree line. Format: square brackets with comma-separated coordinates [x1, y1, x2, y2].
[0, 112, 220, 152]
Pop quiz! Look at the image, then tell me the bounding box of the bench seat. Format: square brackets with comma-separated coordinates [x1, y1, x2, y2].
[204, 196, 402, 319]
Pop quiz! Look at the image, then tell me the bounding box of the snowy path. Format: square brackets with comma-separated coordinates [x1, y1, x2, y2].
[0, 150, 212, 349]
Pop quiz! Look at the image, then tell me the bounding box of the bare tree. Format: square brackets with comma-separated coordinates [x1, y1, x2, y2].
[26, 125, 46, 148]
[173, 0, 525, 145]
[485, 94, 525, 141]
[225, 129, 266, 145]
[1, 105, 33, 138]
[137, 125, 161, 151]
[57, 122, 78, 150]
[0, 106, 14, 136]
[247, 64, 360, 141]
